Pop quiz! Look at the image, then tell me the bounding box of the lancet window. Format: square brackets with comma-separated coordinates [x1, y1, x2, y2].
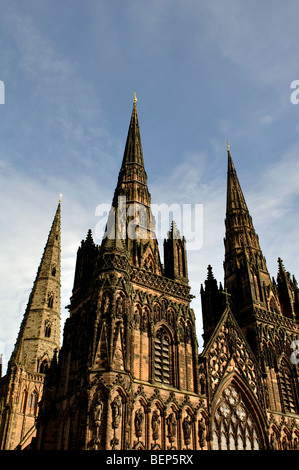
[154, 328, 172, 385]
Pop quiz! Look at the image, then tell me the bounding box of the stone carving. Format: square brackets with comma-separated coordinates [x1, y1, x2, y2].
[111, 394, 122, 429]
[134, 408, 144, 438]
[151, 410, 160, 441]
[166, 412, 177, 443]
[207, 316, 261, 402]
[270, 432, 278, 450]
[182, 415, 192, 446]
[198, 418, 206, 448]
[116, 295, 124, 317]
[93, 393, 103, 442]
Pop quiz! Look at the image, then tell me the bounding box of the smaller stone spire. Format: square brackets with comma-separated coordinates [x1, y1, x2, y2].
[277, 257, 296, 319]
[9, 200, 61, 372]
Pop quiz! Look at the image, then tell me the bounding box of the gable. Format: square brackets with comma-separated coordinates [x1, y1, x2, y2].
[201, 306, 264, 406]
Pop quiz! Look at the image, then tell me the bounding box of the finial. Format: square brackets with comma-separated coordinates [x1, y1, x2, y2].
[133, 92, 137, 104]
[59, 193, 63, 203]
[222, 287, 231, 306]
[227, 140, 230, 151]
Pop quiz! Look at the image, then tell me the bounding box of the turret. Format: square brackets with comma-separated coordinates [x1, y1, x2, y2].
[200, 265, 225, 345]
[164, 221, 188, 284]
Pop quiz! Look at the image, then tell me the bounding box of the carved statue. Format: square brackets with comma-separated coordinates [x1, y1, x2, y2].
[153, 304, 160, 322]
[198, 418, 206, 448]
[182, 415, 192, 446]
[111, 394, 122, 429]
[134, 408, 144, 438]
[93, 393, 103, 444]
[134, 306, 140, 328]
[270, 432, 278, 450]
[166, 412, 177, 443]
[151, 410, 160, 441]
[116, 296, 123, 317]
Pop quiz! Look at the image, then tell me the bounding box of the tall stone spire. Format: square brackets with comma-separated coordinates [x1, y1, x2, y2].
[224, 146, 272, 319]
[9, 199, 61, 372]
[224, 147, 299, 327]
[0, 200, 62, 450]
[107, 95, 161, 273]
[113, 93, 149, 207]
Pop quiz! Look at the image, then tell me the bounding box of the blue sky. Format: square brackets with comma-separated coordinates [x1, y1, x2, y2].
[1, 0, 299, 371]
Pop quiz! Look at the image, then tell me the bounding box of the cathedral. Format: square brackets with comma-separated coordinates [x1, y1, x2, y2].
[1, 97, 299, 451]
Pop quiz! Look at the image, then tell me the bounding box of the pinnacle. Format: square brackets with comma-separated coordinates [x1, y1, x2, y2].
[168, 220, 181, 239]
[207, 265, 214, 281]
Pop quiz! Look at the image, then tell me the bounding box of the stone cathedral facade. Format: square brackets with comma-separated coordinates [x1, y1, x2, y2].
[1, 98, 299, 451]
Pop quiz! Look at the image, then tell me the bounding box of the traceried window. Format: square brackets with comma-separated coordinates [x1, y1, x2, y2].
[212, 384, 262, 450]
[279, 361, 297, 414]
[154, 328, 172, 385]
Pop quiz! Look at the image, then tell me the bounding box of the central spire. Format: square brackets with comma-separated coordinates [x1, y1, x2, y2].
[120, 94, 144, 169]
[112, 95, 150, 209]
[106, 96, 161, 273]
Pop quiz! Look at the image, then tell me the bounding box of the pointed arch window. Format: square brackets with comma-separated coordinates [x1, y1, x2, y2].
[39, 358, 49, 374]
[212, 384, 263, 450]
[44, 320, 51, 338]
[28, 391, 38, 416]
[154, 328, 172, 385]
[48, 294, 54, 309]
[279, 361, 298, 414]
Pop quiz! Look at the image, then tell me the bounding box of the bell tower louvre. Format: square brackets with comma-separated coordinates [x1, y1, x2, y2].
[1, 97, 299, 451]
